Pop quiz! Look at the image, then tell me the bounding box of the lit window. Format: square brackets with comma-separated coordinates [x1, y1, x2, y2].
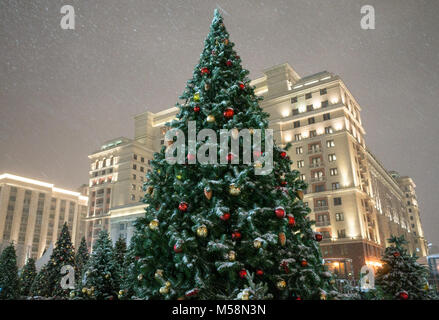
[296, 147, 303, 155]
[332, 182, 340, 190]
[305, 93, 312, 99]
[300, 174, 306, 181]
[325, 126, 333, 134]
[294, 134, 302, 141]
[297, 160, 305, 168]
[323, 113, 330, 121]
[308, 117, 315, 124]
[334, 197, 342, 206]
[330, 168, 338, 176]
[320, 88, 327, 95]
[335, 213, 344, 221]
[326, 140, 335, 148]
[294, 120, 300, 128]
[328, 154, 336, 162]
[291, 97, 298, 104]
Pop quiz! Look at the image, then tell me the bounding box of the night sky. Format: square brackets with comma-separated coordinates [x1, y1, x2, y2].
[1, 1, 438, 245]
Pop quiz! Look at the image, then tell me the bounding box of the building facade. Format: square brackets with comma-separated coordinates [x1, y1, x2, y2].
[98, 63, 427, 278]
[0, 173, 88, 266]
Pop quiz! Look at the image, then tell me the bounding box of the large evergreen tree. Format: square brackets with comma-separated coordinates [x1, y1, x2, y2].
[46, 223, 76, 298]
[376, 235, 434, 300]
[0, 243, 19, 299]
[78, 231, 120, 300]
[75, 237, 89, 285]
[19, 258, 37, 297]
[130, 9, 335, 300]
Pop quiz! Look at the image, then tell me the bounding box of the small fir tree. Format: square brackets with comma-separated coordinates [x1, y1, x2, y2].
[19, 258, 37, 297]
[30, 266, 51, 297]
[46, 223, 76, 298]
[0, 243, 19, 299]
[376, 235, 434, 300]
[75, 237, 89, 284]
[78, 230, 120, 300]
[113, 236, 127, 267]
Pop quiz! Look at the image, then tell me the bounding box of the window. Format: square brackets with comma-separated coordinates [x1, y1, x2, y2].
[332, 182, 340, 190]
[294, 120, 300, 128]
[120, 223, 125, 231]
[412, 224, 415, 228]
[306, 104, 313, 112]
[296, 147, 303, 154]
[309, 143, 320, 153]
[133, 164, 137, 170]
[131, 194, 135, 201]
[132, 184, 136, 190]
[101, 170, 106, 175]
[297, 160, 305, 168]
[330, 168, 338, 176]
[325, 126, 333, 134]
[334, 197, 342, 206]
[292, 108, 299, 115]
[407, 201, 411, 205]
[321, 231, 331, 239]
[326, 140, 335, 148]
[291, 97, 297, 103]
[335, 212, 344, 221]
[132, 174, 136, 180]
[160, 140, 164, 145]
[300, 174, 306, 181]
[305, 93, 312, 99]
[410, 216, 414, 220]
[133, 154, 137, 160]
[337, 229, 346, 238]
[294, 134, 302, 141]
[321, 100, 329, 108]
[308, 117, 315, 124]
[315, 184, 325, 193]
[320, 88, 327, 95]
[140, 166, 144, 172]
[323, 113, 330, 120]
[408, 208, 412, 213]
[94, 172, 98, 177]
[141, 157, 145, 163]
[309, 130, 317, 137]
[328, 154, 336, 162]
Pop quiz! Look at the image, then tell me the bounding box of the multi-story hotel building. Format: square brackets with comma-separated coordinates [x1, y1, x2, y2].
[86, 137, 156, 249]
[98, 63, 427, 278]
[0, 173, 88, 266]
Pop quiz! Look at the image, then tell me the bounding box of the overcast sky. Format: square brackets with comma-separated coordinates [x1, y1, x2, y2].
[0, 0, 438, 245]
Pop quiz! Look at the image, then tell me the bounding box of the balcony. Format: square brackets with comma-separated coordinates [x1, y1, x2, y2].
[311, 176, 326, 183]
[310, 162, 324, 168]
[308, 148, 322, 154]
[314, 206, 329, 212]
[316, 220, 331, 227]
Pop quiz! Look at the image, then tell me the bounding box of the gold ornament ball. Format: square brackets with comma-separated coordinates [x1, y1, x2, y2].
[320, 293, 327, 300]
[82, 287, 87, 294]
[155, 269, 164, 279]
[105, 273, 111, 279]
[207, 115, 215, 123]
[149, 219, 159, 230]
[197, 225, 208, 237]
[330, 279, 336, 285]
[229, 184, 241, 196]
[241, 289, 250, 300]
[193, 92, 200, 102]
[228, 250, 236, 261]
[277, 280, 287, 290]
[253, 239, 262, 248]
[165, 281, 171, 288]
[70, 291, 75, 298]
[137, 274, 143, 281]
[118, 290, 124, 296]
[176, 175, 182, 180]
[159, 286, 169, 295]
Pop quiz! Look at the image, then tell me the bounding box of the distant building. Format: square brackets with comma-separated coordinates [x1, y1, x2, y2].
[93, 63, 427, 279]
[0, 173, 88, 266]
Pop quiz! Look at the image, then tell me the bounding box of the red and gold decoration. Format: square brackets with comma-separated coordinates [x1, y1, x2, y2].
[220, 212, 230, 221]
[204, 187, 213, 200]
[226, 60, 232, 67]
[149, 219, 159, 230]
[178, 201, 188, 212]
[398, 291, 409, 300]
[239, 269, 247, 279]
[278, 232, 286, 246]
[227, 250, 236, 261]
[185, 288, 199, 297]
[173, 242, 183, 253]
[280, 151, 287, 159]
[200, 67, 210, 75]
[393, 251, 400, 257]
[276, 280, 287, 290]
[196, 225, 208, 237]
[193, 92, 200, 102]
[193, 105, 200, 112]
[256, 269, 264, 276]
[229, 184, 241, 196]
[232, 230, 242, 240]
[238, 82, 245, 90]
[301, 260, 308, 267]
[275, 206, 285, 218]
[297, 190, 304, 200]
[315, 232, 323, 242]
[223, 107, 235, 119]
[253, 239, 262, 249]
[287, 214, 296, 226]
[207, 115, 216, 123]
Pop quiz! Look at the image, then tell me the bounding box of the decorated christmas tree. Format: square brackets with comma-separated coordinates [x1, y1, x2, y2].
[77, 230, 120, 300]
[30, 265, 51, 297]
[130, 9, 336, 300]
[118, 244, 138, 300]
[0, 243, 19, 299]
[376, 235, 434, 300]
[19, 258, 37, 297]
[46, 223, 76, 298]
[113, 236, 127, 267]
[75, 237, 89, 285]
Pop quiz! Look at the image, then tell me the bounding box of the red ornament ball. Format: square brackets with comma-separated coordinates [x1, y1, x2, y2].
[238, 82, 245, 90]
[280, 181, 287, 186]
[239, 269, 247, 279]
[275, 206, 285, 218]
[226, 153, 234, 162]
[226, 60, 232, 67]
[178, 202, 188, 212]
[223, 107, 235, 119]
[173, 243, 182, 253]
[185, 288, 199, 297]
[301, 260, 308, 267]
[193, 105, 200, 112]
[393, 251, 400, 257]
[287, 214, 296, 226]
[256, 269, 264, 276]
[280, 151, 287, 159]
[200, 67, 210, 75]
[399, 291, 409, 300]
[220, 213, 231, 221]
[315, 233, 323, 242]
[232, 231, 242, 240]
